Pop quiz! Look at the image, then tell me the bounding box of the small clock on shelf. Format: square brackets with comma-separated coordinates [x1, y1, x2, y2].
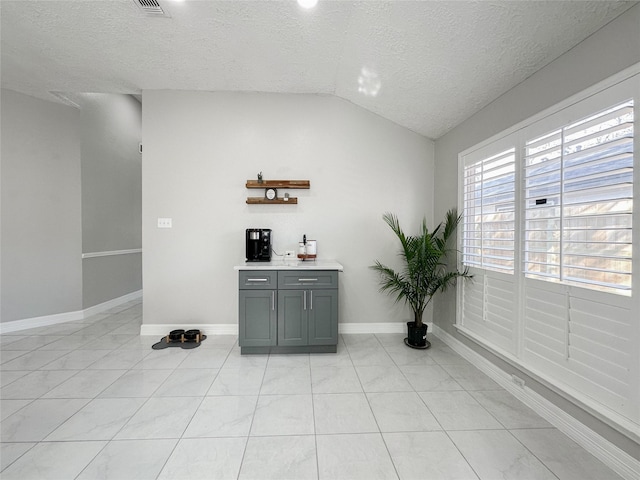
[265, 188, 277, 200]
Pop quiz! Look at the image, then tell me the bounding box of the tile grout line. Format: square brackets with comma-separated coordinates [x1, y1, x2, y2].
[411, 336, 484, 480]
[57, 305, 154, 479]
[379, 332, 483, 479]
[235, 350, 269, 480]
[1, 316, 626, 479]
[347, 334, 401, 479]
[1, 304, 145, 477]
[503, 428, 562, 480]
[309, 348, 321, 480]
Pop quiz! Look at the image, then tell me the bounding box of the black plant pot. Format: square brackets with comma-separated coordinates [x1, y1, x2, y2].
[405, 321, 431, 349]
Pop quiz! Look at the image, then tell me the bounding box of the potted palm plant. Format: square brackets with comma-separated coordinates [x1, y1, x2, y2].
[371, 209, 472, 348]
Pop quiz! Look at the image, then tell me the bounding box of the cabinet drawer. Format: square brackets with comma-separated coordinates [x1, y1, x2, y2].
[239, 270, 278, 289]
[278, 270, 338, 289]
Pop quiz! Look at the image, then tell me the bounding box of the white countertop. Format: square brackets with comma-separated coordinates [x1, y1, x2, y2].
[234, 259, 343, 271]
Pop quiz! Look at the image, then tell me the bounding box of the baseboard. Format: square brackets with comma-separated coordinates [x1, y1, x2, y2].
[139, 321, 429, 337]
[82, 290, 142, 318]
[338, 321, 432, 334]
[433, 325, 640, 480]
[0, 290, 143, 334]
[0, 310, 85, 334]
[140, 324, 238, 336]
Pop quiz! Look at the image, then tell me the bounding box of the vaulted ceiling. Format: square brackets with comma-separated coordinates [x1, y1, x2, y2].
[1, 0, 635, 139]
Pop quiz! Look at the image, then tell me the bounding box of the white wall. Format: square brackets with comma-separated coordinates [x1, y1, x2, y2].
[142, 91, 434, 327]
[0, 89, 82, 322]
[433, 4, 640, 459]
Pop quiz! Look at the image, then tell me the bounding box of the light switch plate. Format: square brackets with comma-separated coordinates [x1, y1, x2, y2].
[157, 217, 172, 228]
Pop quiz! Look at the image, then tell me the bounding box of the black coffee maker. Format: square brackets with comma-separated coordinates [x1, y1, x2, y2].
[246, 228, 272, 262]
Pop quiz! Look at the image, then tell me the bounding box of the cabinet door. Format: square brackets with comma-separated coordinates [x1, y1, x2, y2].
[308, 289, 338, 345]
[239, 290, 277, 347]
[277, 290, 308, 346]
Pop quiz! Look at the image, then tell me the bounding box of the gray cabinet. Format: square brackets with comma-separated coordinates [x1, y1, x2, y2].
[308, 289, 338, 345]
[238, 271, 277, 347]
[277, 290, 307, 346]
[239, 269, 339, 354]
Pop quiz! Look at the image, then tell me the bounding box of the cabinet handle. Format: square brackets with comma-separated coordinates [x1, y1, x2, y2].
[247, 278, 268, 282]
[303, 291, 307, 310]
[298, 278, 318, 282]
[310, 290, 313, 310]
[271, 291, 275, 311]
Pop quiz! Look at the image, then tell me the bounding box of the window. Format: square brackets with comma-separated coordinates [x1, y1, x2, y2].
[524, 101, 633, 294]
[462, 148, 516, 274]
[457, 72, 639, 435]
[462, 101, 634, 295]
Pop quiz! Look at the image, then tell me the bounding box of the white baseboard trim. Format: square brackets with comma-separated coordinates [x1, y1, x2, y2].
[139, 321, 428, 337]
[339, 322, 404, 334]
[338, 321, 432, 334]
[83, 290, 142, 318]
[0, 290, 143, 334]
[433, 325, 640, 480]
[140, 324, 238, 336]
[0, 310, 84, 334]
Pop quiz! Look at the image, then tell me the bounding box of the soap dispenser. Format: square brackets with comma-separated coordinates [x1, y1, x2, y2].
[298, 235, 307, 259]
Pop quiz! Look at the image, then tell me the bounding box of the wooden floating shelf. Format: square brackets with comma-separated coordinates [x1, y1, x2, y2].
[246, 197, 298, 205]
[246, 180, 310, 189]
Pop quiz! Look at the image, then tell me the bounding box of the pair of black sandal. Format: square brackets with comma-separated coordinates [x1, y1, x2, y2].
[152, 329, 207, 350]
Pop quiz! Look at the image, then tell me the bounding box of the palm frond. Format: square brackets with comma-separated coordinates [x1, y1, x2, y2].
[371, 209, 473, 326]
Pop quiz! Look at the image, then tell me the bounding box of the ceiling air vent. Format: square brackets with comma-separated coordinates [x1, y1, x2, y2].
[132, 0, 169, 17]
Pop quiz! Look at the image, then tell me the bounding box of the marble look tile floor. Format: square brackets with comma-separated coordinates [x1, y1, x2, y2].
[0, 301, 624, 479]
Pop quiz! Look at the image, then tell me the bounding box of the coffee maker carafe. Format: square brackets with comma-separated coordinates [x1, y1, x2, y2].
[246, 229, 272, 262]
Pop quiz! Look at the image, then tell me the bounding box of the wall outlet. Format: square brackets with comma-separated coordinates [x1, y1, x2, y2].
[285, 250, 295, 257]
[157, 217, 172, 228]
[511, 374, 526, 388]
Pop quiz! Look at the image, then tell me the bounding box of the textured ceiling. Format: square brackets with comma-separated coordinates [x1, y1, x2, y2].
[0, 0, 635, 139]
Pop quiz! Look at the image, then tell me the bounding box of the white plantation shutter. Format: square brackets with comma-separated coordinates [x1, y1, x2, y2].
[462, 148, 516, 274]
[523, 129, 562, 281]
[524, 101, 634, 295]
[462, 144, 518, 356]
[458, 73, 639, 434]
[462, 269, 517, 355]
[522, 282, 636, 422]
[520, 95, 636, 428]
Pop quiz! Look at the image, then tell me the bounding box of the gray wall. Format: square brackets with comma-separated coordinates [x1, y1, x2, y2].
[433, 5, 640, 458]
[82, 254, 142, 308]
[78, 93, 142, 308]
[0, 89, 82, 322]
[0, 90, 142, 323]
